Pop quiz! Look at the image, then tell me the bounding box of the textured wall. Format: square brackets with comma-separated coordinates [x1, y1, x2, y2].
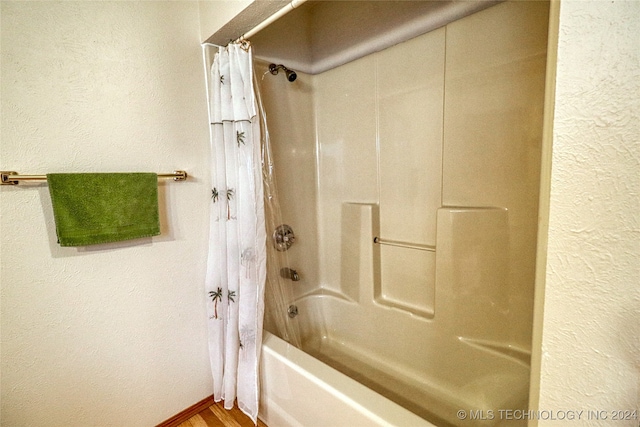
[0, 2, 214, 426]
[537, 0, 640, 423]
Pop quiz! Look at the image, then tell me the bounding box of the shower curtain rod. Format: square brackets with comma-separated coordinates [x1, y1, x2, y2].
[238, 0, 307, 42]
[201, 0, 307, 47]
[0, 170, 188, 185]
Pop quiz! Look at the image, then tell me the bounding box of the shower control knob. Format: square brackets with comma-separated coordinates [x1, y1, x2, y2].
[273, 224, 295, 251]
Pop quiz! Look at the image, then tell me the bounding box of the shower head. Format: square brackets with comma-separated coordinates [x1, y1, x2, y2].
[269, 63, 297, 82]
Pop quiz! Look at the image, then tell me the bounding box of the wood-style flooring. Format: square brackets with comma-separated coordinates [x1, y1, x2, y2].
[177, 401, 268, 427]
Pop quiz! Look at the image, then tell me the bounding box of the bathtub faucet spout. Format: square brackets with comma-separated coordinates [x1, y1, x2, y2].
[281, 267, 300, 281]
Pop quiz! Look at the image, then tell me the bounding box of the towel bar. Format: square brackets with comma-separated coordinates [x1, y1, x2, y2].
[0, 170, 188, 185]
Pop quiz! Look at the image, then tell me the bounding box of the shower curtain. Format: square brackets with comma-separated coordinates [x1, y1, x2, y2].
[205, 42, 266, 423]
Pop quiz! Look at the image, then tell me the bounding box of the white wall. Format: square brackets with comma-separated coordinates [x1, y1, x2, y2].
[533, 0, 640, 424]
[0, 2, 218, 426]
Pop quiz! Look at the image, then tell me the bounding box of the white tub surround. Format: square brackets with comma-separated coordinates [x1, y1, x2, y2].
[251, 2, 548, 425]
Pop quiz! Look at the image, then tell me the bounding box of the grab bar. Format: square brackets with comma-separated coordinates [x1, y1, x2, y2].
[373, 237, 435, 252]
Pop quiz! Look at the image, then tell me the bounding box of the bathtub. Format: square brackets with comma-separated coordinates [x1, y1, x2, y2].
[259, 331, 434, 427]
[253, 2, 545, 425]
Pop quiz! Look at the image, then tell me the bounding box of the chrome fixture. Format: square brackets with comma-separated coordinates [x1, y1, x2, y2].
[269, 63, 297, 82]
[273, 224, 295, 251]
[281, 267, 300, 281]
[288, 305, 299, 318]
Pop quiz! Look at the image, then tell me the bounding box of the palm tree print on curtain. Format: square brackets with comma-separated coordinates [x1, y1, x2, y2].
[211, 186, 237, 221]
[209, 287, 223, 319]
[204, 41, 267, 424]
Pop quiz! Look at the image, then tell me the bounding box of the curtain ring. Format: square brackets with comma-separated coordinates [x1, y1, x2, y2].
[239, 39, 251, 52]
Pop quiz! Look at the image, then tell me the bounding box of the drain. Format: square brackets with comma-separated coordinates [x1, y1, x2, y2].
[287, 305, 299, 318]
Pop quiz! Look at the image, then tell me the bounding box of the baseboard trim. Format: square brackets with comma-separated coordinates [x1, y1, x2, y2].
[156, 395, 215, 427]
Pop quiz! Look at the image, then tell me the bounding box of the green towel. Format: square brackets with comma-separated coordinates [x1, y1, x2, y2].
[47, 173, 160, 246]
